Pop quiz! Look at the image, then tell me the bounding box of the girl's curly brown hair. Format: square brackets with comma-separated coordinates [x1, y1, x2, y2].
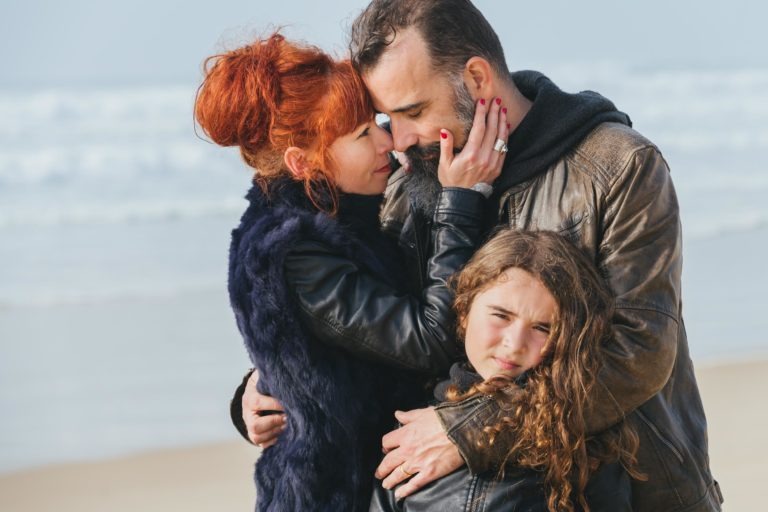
[449, 229, 644, 512]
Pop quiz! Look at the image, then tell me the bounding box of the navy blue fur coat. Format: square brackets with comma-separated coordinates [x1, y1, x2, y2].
[228, 179, 418, 511]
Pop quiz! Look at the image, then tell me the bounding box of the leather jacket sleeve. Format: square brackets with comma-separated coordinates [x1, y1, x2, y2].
[229, 188, 487, 442]
[436, 147, 683, 473]
[284, 187, 486, 374]
[230, 369, 255, 443]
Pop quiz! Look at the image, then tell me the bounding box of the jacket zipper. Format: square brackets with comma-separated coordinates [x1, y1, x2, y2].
[412, 209, 427, 290]
[465, 473, 482, 512]
[637, 410, 684, 464]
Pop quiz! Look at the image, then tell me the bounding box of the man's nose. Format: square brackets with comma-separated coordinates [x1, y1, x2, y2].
[390, 120, 418, 153]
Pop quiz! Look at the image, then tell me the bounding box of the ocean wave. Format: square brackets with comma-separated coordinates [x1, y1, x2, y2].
[0, 140, 241, 185]
[553, 63, 768, 122]
[685, 211, 768, 240]
[0, 197, 246, 229]
[674, 171, 768, 191]
[553, 62, 768, 91]
[0, 280, 224, 310]
[0, 86, 194, 124]
[654, 129, 768, 152]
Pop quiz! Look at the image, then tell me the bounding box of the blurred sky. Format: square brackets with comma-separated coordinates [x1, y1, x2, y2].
[1, 0, 766, 89]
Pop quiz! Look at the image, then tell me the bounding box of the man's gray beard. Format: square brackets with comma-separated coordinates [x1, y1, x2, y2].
[400, 79, 475, 218]
[401, 150, 442, 218]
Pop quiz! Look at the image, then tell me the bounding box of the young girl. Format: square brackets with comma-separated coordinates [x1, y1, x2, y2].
[371, 229, 642, 512]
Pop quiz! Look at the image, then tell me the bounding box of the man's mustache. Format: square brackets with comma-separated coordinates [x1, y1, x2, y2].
[404, 141, 461, 164]
[405, 142, 440, 162]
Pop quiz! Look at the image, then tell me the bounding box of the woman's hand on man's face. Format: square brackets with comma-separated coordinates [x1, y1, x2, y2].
[437, 97, 509, 189]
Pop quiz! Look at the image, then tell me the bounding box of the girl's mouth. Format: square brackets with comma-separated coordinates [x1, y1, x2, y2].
[494, 357, 521, 371]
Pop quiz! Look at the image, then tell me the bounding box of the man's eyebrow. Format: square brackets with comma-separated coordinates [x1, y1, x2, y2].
[390, 100, 428, 114]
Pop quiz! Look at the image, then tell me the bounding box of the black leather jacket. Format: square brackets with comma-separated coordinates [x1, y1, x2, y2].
[281, 186, 486, 374]
[370, 363, 633, 512]
[370, 460, 632, 512]
[231, 186, 487, 438]
[233, 121, 723, 511]
[382, 123, 723, 512]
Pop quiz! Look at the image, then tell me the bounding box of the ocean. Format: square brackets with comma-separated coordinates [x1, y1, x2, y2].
[1, 63, 767, 474]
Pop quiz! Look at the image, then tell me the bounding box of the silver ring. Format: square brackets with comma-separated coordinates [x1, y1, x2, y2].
[493, 138, 508, 153]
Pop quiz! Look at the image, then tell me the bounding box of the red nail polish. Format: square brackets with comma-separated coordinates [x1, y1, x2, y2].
[507, 123, 511, 129]
[495, 97, 502, 105]
[480, 98, 486, 106]
[502, 107, 507, 114]
[440, 131, 448, 139]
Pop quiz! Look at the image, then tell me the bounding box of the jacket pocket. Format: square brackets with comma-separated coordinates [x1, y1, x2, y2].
[630, 406, 712, 510]
[636, 409, 684, 464]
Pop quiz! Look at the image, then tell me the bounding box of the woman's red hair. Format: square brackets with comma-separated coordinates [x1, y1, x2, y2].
[195, 32, 374, 210]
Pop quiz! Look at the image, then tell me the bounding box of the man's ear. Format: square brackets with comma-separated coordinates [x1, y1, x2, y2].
[283, 147, 312, 179]
[463, 56, 495, 98]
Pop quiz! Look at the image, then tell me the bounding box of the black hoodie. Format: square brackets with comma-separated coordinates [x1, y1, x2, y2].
[493, 70, 632, 196]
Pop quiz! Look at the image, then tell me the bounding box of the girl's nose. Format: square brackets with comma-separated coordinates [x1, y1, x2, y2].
[501, 324, 526, 352]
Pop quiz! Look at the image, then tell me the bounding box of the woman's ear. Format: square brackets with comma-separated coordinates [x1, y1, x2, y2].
[283, 147, 312, 179]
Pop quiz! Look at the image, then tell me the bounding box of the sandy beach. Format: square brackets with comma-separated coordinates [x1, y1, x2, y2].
[0, 358, 763, 511]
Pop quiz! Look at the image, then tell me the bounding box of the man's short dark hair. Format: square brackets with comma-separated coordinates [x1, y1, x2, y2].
[350, 0, 509, 79]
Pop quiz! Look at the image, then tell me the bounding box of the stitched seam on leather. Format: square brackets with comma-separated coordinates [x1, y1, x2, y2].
[463, 474, 479, 512]
[602, 146, 658, 225]
[437, 398, 492, 434]
[568, 148, 612, 192]
[569, 128, 655, 191]
[614, 303, 679, 323]
[644, 424, 685, 507]
[446, 405, 487, 434]
[296, 301, 426, 372]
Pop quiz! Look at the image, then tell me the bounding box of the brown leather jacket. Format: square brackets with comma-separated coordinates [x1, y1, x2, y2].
[380, 122, 723, 512]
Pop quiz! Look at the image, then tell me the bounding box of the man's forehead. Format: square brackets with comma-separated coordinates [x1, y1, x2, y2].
[364, 68, 422, 113]
[361, 29, 433, 113]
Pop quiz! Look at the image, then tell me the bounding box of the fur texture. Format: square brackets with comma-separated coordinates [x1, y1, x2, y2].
[229, 180, 406, 511]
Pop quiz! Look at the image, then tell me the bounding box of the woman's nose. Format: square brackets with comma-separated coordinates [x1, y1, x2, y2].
[374, 124, 395, 153]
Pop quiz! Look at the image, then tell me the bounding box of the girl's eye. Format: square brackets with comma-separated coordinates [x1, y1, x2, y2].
[491, 312, 508, 321]
[359, 127, 370, 138]
[533, 325, 550, 334]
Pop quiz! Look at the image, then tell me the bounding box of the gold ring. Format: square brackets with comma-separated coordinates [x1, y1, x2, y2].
[399, 464, 415, 477]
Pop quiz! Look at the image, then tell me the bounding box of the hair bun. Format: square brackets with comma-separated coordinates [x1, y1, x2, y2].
[195, 34, 286, 152]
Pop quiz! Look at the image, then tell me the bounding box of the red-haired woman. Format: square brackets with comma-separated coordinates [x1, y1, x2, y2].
[195, 33, 508, 512]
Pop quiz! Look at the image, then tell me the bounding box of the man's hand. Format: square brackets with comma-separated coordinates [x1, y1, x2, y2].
[242, 370, 286, 448]
[375, 407, 464, 499]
